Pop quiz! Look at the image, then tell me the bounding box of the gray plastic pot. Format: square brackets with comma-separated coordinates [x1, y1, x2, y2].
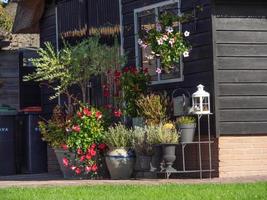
[179, 124, 196, 143]
[105, 147, 135, 179]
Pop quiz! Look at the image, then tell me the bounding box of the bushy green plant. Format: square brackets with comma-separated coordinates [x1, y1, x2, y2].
[120, 66, 150, 117]
[145, 123, 179, 144]
[176, 116, 196, 126]
[0, 4, 13, 32]
[104, 123, 133, 148]
[136, 93, 169, 125]
[39, 105, 68, 148]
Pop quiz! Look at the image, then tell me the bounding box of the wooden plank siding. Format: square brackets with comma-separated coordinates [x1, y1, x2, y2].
[121, 0, 215, 134]
[213, 0, 267, 135]
[39, 2, 57, 115]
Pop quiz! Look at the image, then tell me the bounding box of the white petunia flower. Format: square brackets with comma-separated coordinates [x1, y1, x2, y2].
[184, 31, 190, 37]
[166, 26, 174, 34]
[138, 39, 143, 45]
[162, 34, 168, 41]
[169, 38, 175, 46]
[157, 38, 164, 45]
[146, 55, 154, 60]
[183, 51, 189, 57]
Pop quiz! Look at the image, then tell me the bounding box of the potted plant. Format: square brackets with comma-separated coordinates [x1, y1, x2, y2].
[119, 66, 150, 127]
[147, 123, 179, 172]
[104, 123, 135, 179]
[176, 116, 196, 143]
[39, 105, 107, 179]
[132, 127, 154, 173]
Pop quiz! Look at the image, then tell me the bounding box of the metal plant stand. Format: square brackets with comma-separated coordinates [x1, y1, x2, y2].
[158, 114, 214, 179]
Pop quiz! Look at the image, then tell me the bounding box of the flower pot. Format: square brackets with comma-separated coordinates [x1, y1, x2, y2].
[161, 144, 177, 172]
[135, 154, 152, 171]
[179, 124, 196, 143]
[105, 147, 135, 179]
[54, 148, 76, 179]
[150, 145, 162, 172]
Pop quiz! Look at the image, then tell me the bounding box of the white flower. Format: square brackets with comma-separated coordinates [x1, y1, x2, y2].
[156, 23, 162, 32]
[146, 55, 154, 60]
[169, 38, 175, 46]
[141, 43, 147, 49]
[151, 51, 155, 55]
[138, 39, 143, 45]
[162, 34, 168, 41]
[166, 26, 173, 34]
[156, 67, 162, 74]
[157, 38, 164, 45]
[184, 31, 190, 37]
[183, 51, 189, 57]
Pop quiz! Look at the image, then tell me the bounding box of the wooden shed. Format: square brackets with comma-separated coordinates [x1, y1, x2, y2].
[13, 0, 267, 177]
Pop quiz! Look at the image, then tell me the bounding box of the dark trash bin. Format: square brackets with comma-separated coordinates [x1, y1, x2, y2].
[16, 107, 47, 174]
[0, 105, 17, 176]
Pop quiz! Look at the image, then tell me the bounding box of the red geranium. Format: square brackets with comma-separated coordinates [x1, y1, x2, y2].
[114, 109, 122, 118]
[98, 143, 107, 151]
[95, 111, 102, 120]
[85, 166, 91, 172]
[75, 167, 81, 174]
[77, 111, 83, 118]
[83, 108, 92, 117]
[63, 157, 69, 167]
[61, 144, 68, 150]
[77, 148, 83, 155]
[72, 125, 81, 132]
[91, 164, 98, 172]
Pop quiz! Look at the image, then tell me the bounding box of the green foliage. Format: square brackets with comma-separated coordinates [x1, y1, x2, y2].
[38, 106, 68, 149]
[104, 123, 133, 148]
[176, 116, 196, 126]
[139, 12, 191, 73]
[23, 42, 72, 99]
[66, 106, 105, 153]
[136, 93, 169, 125]
[0, 4, 13, 32]
[120, 67, 150, 117]
[145, 123, 179, 144]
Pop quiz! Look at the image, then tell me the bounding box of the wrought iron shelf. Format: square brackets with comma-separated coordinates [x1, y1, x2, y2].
[159, 114, 214, 179]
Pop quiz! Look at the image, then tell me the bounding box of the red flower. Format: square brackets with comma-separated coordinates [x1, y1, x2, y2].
[98, 143, 107, 151]
[90, 144, 96, 149]
[130, 66, 137, 74]
[114, 109, 122, 118]
[72, 125, 81, 132]
[91, 164, 98, 172]
[104, 104, 112, 110]
[62, 157, 69, 167]
[75, 167, 81, 174]
[143, 68, 148, 74]
[86, 153, 92, 160]
[123, 67, 129, 73]
[61, 144, 68, 150]
[114, 70, 121, 78]
[90, 149, 96, 157]
[85, 166, 91, 172]
[103, 90, 110, 97]
[77, 111, 83, 118]
[95, 111, 102, 120]
[83, 108, 91, 117]
[77, 148, 83, 155]
[80, 155, 86, 162]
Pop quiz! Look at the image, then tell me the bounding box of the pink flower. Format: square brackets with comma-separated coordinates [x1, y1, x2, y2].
[95, 111, 102, 120]
[62, 157, 69, 167]
[83, 108, 91, 117]
[91, 164, 98, 172]
[90, 144, 96, 149]
[88, 148, 96, 157]
[77, 148, 83, 155]
[72, 125, 81, 133]
[85, 166, 91, 172]
[61, 144, 68, 150]
[156, 68, 162, 74]
[75, 168, 81, 174]
[80, 155, 86, 162]
[77, 111, 83, 118]
[70, 166, 76, 171]
[162, 34, 168, 41]
[86, 153, 92, 160]
[157, 38, 163, 45]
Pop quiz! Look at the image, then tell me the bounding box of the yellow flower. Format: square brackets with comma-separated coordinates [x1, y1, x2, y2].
[163, 123, 175, 130]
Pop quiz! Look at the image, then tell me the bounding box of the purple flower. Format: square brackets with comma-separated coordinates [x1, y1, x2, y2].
[156, 68, 162, 74]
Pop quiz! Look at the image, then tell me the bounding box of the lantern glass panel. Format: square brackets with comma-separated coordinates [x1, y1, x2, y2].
[203, 97, 209, 112]
[194, 97, 201, 112]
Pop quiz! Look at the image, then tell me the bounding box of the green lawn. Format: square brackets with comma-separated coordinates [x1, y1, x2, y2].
[0, 182, 267, 200]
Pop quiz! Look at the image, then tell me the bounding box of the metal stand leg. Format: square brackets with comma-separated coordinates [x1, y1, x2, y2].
[198, 115, 202, 179]
[182, 144, 186, 171]
[208, 114, 212, 179]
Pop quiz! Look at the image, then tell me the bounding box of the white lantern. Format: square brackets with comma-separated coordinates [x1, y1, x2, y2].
[192, 84, 210, 114]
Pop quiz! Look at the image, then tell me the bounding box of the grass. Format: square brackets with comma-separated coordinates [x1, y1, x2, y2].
[0, 182, 267, 200]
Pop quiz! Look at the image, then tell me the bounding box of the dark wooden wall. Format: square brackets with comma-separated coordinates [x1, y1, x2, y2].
[122, 0, 215, 133]
[212, 0, 267, 135]
[0, 51, 19, 109]
[39, 1, 58, 115]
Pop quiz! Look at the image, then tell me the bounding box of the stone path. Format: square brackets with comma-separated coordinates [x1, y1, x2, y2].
[0, 172, 267, 188]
